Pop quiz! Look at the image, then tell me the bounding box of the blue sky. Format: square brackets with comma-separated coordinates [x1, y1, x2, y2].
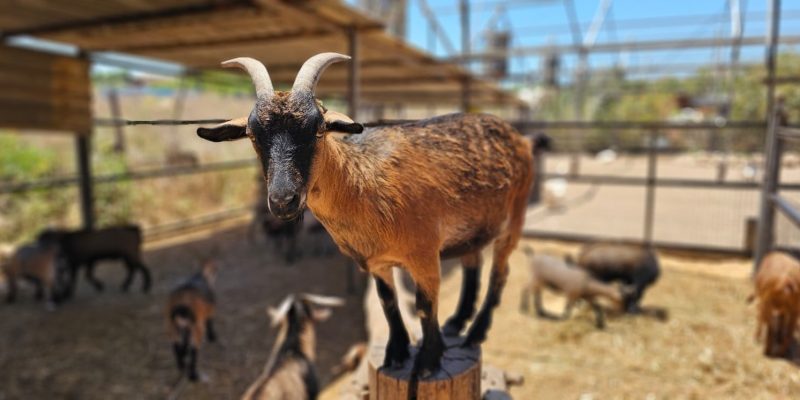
[392, 0, 800, 80]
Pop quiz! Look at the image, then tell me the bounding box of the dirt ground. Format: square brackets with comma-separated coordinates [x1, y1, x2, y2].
[2, 226, 800, 400]
[0, 224, 366, 400]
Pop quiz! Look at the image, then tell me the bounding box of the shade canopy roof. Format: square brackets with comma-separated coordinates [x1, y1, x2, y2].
[0, 0, 522, 107]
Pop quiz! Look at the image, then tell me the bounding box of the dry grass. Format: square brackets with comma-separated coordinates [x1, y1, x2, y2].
[472, 239, 800, 400]
[323, 239, 800, 400]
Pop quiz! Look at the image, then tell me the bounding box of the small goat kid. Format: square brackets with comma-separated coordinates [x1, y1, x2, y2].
[3, 237, 68, 310]
[753, 251, 800, 359]
[197, 53, 535, 379]
[241, 294, 343, 400]
[520, 248, 622, 329]
[166, 260, 218, 382]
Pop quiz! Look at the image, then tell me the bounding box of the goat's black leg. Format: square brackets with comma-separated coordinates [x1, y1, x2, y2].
[85, 261, 105, 292]
[411, 284, 444, 377]
[136, 260, 152, 293]
[186, 346, 199, 382]
[33, 280, 44, 301]
[588, 299, 606, 329]
[373, 272, 410, 368]
[6, 276, 17, 303]
[173, 342, 186, 372]
[464, 260, 510, 347]
[63, 264, 78, 299]
[442, 252, 482, 337]
[121, 258, 136, 292]
[205, 319, 217, 343]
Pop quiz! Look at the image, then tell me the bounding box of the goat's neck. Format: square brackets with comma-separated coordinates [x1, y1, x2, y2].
[265, 320, 316, 375]
[307, 135, 371, 215]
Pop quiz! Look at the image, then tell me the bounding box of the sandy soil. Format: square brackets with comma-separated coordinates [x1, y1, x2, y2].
[2, 227, 800, 400]
[0, 224, 365, 400]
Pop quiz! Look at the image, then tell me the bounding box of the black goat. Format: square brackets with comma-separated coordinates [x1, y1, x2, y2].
[575, 242, 660, 313]
[38, 225, 151, 297]
[241, 294, 343, 400]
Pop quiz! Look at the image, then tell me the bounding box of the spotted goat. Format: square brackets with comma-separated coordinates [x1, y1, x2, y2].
[197, 53, 538, 384]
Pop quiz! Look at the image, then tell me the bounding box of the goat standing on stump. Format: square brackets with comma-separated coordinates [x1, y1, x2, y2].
[38, 225, 151, 297]
[752, 251, 800, 359]
[576, 242, 660, 313]
[166, 260, 218, 382]
[197, 53, 536, 384]
[241, 294, 343, 400]
[520, 248, 623, 329]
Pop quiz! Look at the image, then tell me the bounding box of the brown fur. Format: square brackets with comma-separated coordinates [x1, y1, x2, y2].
[166, 261, 217, 381]
[3, 240, 62, 309]
[753, 251, 800, 358]
[199, 62, 536, 378]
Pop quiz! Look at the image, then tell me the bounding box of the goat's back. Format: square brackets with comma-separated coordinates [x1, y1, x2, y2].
[755, 251, 800, 311]
[530, 254, 588, 293]
[577, 242, 658, 283]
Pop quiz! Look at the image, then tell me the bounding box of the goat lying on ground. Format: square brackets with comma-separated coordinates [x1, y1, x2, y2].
[198, 53, 537, 384]
[38, 225, 151, 297]
[3, 237, 67, 310]
[752, 251, 800, 359]
[166, 260, 218, 382]
[576, 242, 660, 313]
[241, 294, 343, 400]
[520, 248, 622, 329]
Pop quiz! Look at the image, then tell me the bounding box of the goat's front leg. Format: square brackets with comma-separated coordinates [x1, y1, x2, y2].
[408, 261, 444, 377]
[587, 298, 606, 329]
[373, 269, 411, 368]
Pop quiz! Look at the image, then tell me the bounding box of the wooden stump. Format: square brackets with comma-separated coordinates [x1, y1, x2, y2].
[367, 336, 481, 400]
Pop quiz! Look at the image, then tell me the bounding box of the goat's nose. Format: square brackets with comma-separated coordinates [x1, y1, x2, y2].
[269, 192, 298, 208]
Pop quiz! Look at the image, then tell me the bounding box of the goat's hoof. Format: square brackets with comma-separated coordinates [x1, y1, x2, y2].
[187, 372, 199, 382]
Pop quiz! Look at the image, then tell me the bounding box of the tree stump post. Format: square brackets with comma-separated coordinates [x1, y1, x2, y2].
[367, 336, 481, 400]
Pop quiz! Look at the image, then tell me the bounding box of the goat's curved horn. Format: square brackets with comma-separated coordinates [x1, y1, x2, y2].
[291, 53, 350, 98]
[222, 57, 274, 99]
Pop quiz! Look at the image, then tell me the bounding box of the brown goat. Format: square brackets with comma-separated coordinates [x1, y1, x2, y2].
[166, 260, 218, 382]
[753, 251, 800, 359]
[196, 53, 536, 383]
[241, 294, 343, 400]
[3, 237, 66, 310]
[520, 248, 623, 329]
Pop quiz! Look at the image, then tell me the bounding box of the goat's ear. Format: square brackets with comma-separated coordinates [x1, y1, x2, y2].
[323, 110, 363, 134]
[197, 117, 248, 142]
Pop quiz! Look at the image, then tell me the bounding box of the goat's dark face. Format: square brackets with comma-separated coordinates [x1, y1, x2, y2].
[196, 53, 362, 221]
[249, 93, 322, 220]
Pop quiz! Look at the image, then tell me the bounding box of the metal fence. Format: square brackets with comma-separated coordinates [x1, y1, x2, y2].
[517, 120, 800, 256]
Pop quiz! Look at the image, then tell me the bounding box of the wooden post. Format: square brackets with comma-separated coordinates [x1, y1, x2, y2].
[348, 26, 361, 121]
[75, 134, 94, 230]
[367, 336, 481, 400]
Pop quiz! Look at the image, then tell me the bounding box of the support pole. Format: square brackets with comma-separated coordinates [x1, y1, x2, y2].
[644, 130, 658, 244]
[347, 26, 360, 121]
[460, 0, 471, 112]
[755, 0, 782, 270]
[75, 134, 94, 230]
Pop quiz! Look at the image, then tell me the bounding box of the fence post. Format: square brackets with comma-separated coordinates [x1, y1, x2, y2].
[755, 0, 782, 271]
[643, 130, 658, 244]
[75, 134, 95, 230]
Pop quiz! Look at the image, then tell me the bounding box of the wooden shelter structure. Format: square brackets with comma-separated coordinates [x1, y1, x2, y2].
[0, 0, 522, 231]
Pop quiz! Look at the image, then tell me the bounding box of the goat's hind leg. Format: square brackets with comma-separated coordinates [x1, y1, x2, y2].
[372, 269, 411, 368]
[464, 235, 516, 347]
[443, 252, 482, 337]
[85, 261, 105, 292]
